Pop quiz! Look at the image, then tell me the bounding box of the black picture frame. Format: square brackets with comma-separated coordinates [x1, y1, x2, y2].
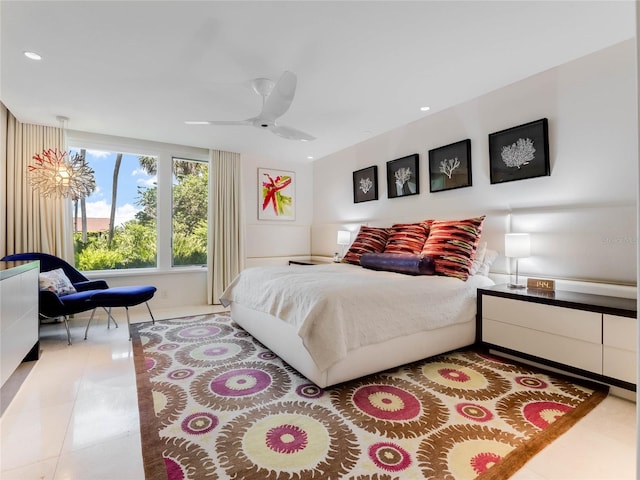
[428, 139, 472, 192]
[386, 153, 419, 199]
[352, 165, 378, 203]
[489, 118, 550, 184]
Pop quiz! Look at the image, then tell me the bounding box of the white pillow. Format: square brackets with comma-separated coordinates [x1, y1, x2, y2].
[477, 249, 499, 277]
[470, 242, 488, 276]
[39, 268, 77, 296]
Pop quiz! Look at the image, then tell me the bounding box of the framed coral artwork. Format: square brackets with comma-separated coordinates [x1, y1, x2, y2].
[258, 168, 295, 220]
[489, 118, 550, 184]
[428, 139, 472, 192]
[386, 153, 420, 199]
[353, 165, 378, 203]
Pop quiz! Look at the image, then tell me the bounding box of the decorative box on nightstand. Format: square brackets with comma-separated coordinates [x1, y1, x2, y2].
[477, 284, 637, 391]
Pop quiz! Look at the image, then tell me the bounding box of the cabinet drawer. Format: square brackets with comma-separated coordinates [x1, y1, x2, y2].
[603, 314, 637, 352]
[603, 346, 637, 384]
[483, 319, 603, 374]
[482, 295, 601, 343]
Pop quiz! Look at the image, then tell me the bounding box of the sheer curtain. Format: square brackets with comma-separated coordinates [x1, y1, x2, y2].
[1, 103, 73, 260]
[207, 149, 245, 304]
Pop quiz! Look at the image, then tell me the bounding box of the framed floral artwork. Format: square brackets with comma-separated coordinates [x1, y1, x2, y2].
[353, 165, 378, 203]
[386, 153, 419, 199]
[489, 118, 550, 184]
[428, 139, 472, 192]
[258, 168, 295, 220]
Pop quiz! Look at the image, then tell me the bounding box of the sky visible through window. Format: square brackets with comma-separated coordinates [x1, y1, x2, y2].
[70, 148, 157, 226]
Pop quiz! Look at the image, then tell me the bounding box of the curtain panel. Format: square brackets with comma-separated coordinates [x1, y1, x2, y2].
[1, 103, 73, 260]
[207, 149, 245, 304]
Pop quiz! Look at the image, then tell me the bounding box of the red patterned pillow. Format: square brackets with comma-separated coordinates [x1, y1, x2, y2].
[383, 221, 432, 255]
[342, 226, 389, 264]
[421, 216, 485, 280]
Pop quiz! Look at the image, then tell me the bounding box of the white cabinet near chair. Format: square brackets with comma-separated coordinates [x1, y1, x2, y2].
[0, 260, 40, 387]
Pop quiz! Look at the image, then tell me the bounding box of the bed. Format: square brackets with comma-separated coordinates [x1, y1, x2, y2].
[220, 262, 495, 388]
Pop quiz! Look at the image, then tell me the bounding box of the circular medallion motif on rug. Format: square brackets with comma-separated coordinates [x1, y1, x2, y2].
[418, 424, 522, 479]
[258, 351, 278, 361]
[296, 383, 324, 399]
[549, 378, 594, 399]
[163, 437, 218, 480]
[174, 338, 255, 368]
[144, 351, 171, 377]
[166, 368, 195, 381]
[140, 331, 163, 349]
[497, 391, 580, 436]
[164, 322, 233, 343]
[515, 376, 549, 389]
[216, 401, 359, 480]
[157, 342, 180, 352]
[456, 402, 494, 422]
[330, 377, 448, 439]
[368, 442, 412, 472]
[190, 361, 290, 411]
[409, 356, 510, 401]
[181, 412, 218, 435]
[151, 382, 187, 428]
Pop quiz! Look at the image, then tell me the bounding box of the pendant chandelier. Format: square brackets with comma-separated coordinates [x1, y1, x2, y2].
[28, 148, 96, 199]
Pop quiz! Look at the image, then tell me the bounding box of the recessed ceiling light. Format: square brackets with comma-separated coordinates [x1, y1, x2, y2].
[420, 106, 431, 112]
[184, 121, 209, 125]
[307, 156, 314, 160]
[24, 51, 42, 60]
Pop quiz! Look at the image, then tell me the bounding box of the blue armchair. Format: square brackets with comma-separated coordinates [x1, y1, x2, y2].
[1, 253, 156, 344]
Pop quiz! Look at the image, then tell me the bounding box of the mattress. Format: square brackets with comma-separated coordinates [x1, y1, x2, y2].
[220, 263, 494, 371]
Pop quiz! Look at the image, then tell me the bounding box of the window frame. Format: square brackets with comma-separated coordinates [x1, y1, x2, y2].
[171, 156, 209, 268]
[67, 131, 209, 274]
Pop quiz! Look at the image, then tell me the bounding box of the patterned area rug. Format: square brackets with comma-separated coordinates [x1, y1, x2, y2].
[131, 313, 607, 480]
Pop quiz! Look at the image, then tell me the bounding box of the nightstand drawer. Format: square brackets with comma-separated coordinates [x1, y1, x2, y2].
[483, 295, 601, 343]
[483, 319, 603, 373]
[603, 314, 637, 351]
[603, 347, 636, 383]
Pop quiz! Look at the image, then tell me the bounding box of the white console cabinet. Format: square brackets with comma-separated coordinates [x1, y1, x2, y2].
[1, 260, 40, 387]
[477, 285, 637, 391]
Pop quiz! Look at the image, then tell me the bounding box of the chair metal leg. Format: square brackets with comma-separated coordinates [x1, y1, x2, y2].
[145, 301, 155, 325]
[84, 308, 98, 340]
[102, 307, 118, 329]
[62, 315, 72, 345]
[125, 306, 132, 340]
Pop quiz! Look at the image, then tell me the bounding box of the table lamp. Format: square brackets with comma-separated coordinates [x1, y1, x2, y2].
[337, 230, 351, 261]
[505, 233, 530, 289]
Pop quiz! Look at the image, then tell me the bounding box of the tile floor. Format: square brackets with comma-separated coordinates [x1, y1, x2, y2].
[0, 305, 637, 480]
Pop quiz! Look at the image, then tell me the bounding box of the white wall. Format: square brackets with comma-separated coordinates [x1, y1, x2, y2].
[241, 153, 314, 267]
[312, 40, 638, 286]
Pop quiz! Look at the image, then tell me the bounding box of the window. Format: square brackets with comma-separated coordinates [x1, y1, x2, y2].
[172, 158, 208, 266]
[70, 147, 158, 270]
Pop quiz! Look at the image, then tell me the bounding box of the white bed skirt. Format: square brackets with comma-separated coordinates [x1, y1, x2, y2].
[231, 302, 476, 388]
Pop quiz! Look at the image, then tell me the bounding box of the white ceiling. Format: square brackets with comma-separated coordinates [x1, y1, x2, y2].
[1, 1, 635, 163]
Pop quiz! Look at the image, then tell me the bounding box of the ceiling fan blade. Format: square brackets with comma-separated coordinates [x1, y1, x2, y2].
[185, 119, 252, 126]
[261, 71, 297, 120]
[271, 124, 316, 142]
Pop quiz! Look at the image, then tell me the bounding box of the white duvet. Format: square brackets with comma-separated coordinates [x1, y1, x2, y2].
[220, 263, 494, 371]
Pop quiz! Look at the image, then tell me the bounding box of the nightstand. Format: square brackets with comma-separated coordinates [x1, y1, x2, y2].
[288, 260, 331, 266]
[477, 284, 637, 391]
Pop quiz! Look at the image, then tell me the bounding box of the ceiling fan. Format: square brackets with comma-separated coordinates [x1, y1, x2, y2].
[186, 71, 315, 142]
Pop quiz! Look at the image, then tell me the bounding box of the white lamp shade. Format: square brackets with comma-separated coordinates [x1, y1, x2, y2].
[337, 230, 351, 245]
[505, 233, 530, 258]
